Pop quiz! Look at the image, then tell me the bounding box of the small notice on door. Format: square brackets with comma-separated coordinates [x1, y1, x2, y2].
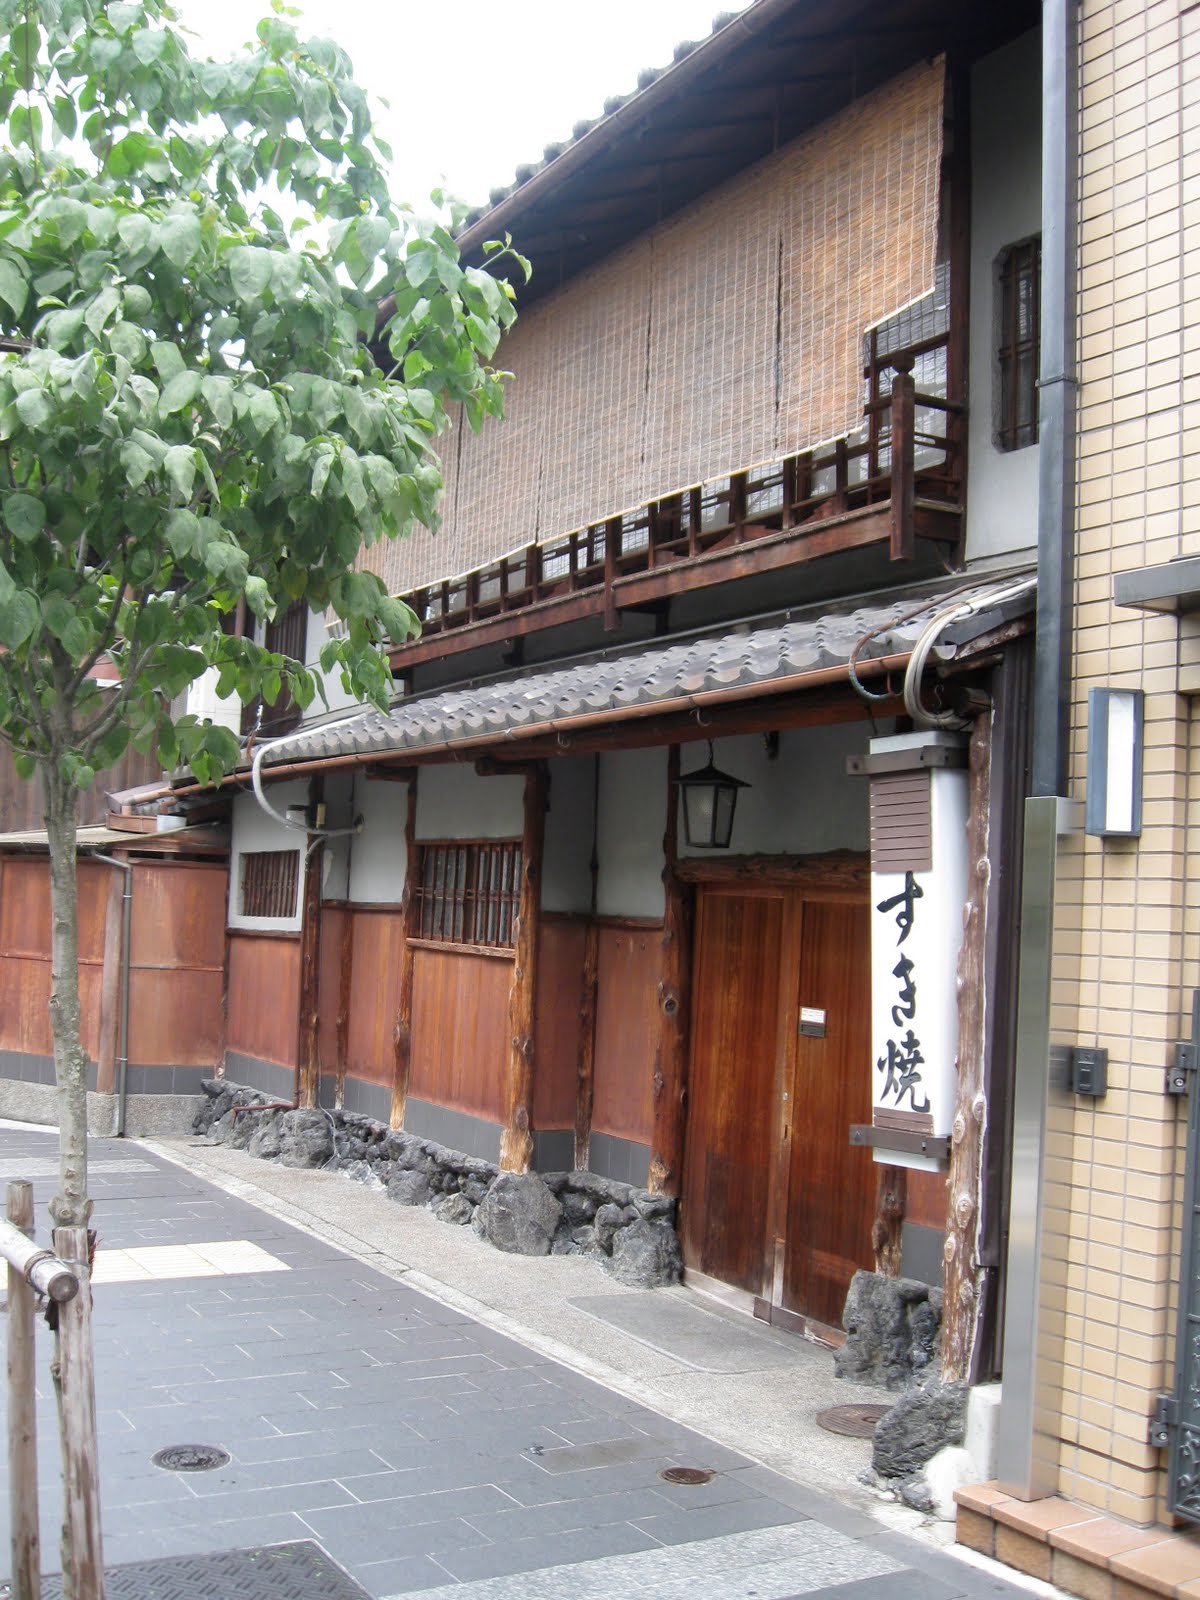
[799, 1007, 826, 1038]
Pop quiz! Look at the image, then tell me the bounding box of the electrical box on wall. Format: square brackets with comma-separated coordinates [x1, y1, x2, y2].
[1071, 1046, 1108, 1098]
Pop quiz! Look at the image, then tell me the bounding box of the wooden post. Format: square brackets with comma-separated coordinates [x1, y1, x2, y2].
[334, 908, 354, 1112]
[297, 843, 323, 1111]
[500, 765, 547, 1173]
[871, 1165, 907, 1277]
[888, 356, 916, 562]
[942, 712, 992, 1381]
[391, 778, 419, 1130]
[51, 1224, 104, 1600]
[574, 923, 599, 1172]
[648, 745, 693, 1196]
[7, 1181, 40, 1600]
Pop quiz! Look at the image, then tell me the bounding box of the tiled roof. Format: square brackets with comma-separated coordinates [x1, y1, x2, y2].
[256, 575, 1035, 773]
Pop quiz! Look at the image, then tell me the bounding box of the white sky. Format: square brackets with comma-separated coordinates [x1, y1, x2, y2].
[175, 1, 754, 213]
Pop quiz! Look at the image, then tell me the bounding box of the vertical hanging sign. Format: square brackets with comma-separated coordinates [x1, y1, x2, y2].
[865, 730, 968, 1171]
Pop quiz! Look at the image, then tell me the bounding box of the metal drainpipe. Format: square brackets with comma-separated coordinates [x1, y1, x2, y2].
[92, 854, 133, 1138]
[995, 0, 1079, 1499]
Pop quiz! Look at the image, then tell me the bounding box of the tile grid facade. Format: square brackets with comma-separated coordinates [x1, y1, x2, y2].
[1049, 0, 1200, 1526]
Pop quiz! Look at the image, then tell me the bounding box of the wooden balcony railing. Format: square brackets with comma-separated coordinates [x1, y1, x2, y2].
[389, 335, 964, 670]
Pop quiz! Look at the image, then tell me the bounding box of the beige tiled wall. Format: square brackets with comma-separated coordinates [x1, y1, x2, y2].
[1047, 0, 1198, 1526]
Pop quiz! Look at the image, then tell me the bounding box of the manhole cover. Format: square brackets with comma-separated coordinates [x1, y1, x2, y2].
[659, 1466, 716, 1485]
[816, 1403, 889, 1438]
[151, 1443, 230, 1472]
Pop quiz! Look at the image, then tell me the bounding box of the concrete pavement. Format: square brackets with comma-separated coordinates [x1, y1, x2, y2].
[0, 1122, 1050, 1598]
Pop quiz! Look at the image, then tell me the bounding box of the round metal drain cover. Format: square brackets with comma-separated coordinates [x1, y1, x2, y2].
[659, 1466, 716, 1486]
[152, 1443, 230, 1472]
[815, 1403, 889, 1438]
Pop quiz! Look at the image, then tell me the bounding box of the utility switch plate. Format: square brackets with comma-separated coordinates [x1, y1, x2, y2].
[1071, 1046, 1108, 1098]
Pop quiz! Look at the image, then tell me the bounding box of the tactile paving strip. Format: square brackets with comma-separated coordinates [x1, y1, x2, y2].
[41, 1541, 372, 1600]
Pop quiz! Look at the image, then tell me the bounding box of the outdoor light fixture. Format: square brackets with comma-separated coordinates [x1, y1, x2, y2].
[1085, 687, 1143, 838]
[679, 741, 749, 849]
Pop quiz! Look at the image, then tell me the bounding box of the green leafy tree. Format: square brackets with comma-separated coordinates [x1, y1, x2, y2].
[0, 0, 526, 1228]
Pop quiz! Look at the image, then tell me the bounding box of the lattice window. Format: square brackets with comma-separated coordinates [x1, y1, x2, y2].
[415, 840, 522, 950]
[241, 598, 309, 737]
[240, 849, 300, 919]
[997, 238, 1041, 452]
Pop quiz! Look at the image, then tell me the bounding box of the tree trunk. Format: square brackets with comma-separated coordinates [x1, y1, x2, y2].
[43, 767, 91, 1228]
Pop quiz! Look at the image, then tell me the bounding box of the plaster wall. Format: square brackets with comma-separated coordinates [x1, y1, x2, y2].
[965, 28, 1042, 565]
[345, 775, 409, 904]
[596, 747, 668, 921]
[543, 755, 597, 914]
[414, 762, 524, 841]
[228, 783, 309, 932]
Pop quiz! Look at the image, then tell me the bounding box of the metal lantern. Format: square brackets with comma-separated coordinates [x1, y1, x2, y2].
[679, 741, 749, 849]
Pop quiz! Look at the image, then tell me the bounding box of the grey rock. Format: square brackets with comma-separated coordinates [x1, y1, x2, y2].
[561, 1190, 597, 1225]
[393, 1143, 436, 1177]
[278, 1109, 334, 1169]
[340, 1159, 384, 1190]
[835, 1270, 941, 1391]
[227, 1110, 262, 1150]
[605, 1218, 682, 1287]
[247, 1119, 282, 1160]
[551, 1218, 580, 1256]
[462, 1178, 489, 1205]
[871, 1381, 969, 1479]
[540, 1172, 571, 1195]
[632, 1191, 675, 1223]
[433, 1192, 474, 1225]
[476, 1172, 562, 1256]
[387, 1169, 433, 1207]
[569, 1171, 635, 1206]
[594, 1202, 633, 1252]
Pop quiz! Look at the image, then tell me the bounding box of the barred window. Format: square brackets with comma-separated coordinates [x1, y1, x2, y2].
[415, 841, 522, 950]
[997, 239, 1041, 452]
[240, 849, 300, 919]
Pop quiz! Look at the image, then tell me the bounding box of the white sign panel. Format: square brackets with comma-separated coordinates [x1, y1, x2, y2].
[869, 747, 968, 1171]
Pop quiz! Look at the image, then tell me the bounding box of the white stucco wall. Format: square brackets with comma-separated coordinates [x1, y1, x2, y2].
[596, 746, 668, 920]
[228, 783, 309, 932]
[346, 775, 409, 903]
[965, 27, 1043, 565]
[678, 723, 870, 858]
[543, 755, 597, 914]
[414, 762, 524, 841]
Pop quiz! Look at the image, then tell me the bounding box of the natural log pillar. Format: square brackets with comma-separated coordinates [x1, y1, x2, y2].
[334, 908, 353, 1112]
[888, 355, 916, 562]
[7, 1181, 40, 1600]
[391, 778, 419, 1130]
[942, 712, 992, 1381]
[872, 1164, 907, 1277]
[574, 922, 599, 1172]
[648, 745, 693, 1196]
[501, 765, 547, 1172]
[52, 1224, 104, 1600]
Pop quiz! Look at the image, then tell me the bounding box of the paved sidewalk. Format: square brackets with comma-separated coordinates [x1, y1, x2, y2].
[1, 1124, 1046, 1598]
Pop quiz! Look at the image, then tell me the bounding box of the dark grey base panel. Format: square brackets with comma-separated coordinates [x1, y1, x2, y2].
[223, 1052, 296, 1101]
[588, 1132, 650, 1187]
[404, 1097, 501, 1163]
[900, 1221, 944, 1288]
[122, 1064, 214, 1097]
[533, 1129, 574, 1171]
[326, 1075, 392, 1124]
[0, 1048, 97, 1091]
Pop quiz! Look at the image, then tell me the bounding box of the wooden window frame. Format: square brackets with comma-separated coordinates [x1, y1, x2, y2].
[240, 848, 300, 920]
[996, 237, 1041, 453]
[414, 838, 522, 952]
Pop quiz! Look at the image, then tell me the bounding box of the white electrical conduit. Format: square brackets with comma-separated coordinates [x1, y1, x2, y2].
[902, 575, 1039, 731]
[250, 740, 364, 840]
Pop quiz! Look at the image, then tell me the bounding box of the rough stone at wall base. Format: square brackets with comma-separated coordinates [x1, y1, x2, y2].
[475, 1171, 562, 1255]
[871, 1380, 969, 1479]
[835, 1269, 942, 1390]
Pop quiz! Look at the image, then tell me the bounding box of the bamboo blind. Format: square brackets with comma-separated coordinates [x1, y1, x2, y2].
[366, 58, 945, 597]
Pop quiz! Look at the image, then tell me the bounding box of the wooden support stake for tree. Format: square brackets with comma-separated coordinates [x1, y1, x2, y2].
[888, 357, 916, 562]
[51, 1224, 104, 1600]
[7, 1180, 40, 1600]
[942, 713, 992, 1382]
[648, 746, 693, 1197]
[335, 908, 353, 1112]
[871, 1165, 907, 1277]
[574, 922, 599, 1172]
[500, 765, 547, 1173]
[391, 778, 419, 1130]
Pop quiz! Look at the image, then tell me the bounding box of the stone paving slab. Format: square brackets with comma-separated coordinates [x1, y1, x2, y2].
[1, 1125, 1048, 1599]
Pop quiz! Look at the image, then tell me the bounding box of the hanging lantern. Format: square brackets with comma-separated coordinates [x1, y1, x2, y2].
[678, 740, 749, 849]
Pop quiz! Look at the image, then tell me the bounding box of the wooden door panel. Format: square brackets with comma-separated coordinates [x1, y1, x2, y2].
[783, 895, 875, 1328]
[682, 890, 784, 1295]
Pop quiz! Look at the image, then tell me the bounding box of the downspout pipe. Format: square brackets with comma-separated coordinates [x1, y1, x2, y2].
[92, 853, 132, 1138]
[996, 0, 1079, 1500]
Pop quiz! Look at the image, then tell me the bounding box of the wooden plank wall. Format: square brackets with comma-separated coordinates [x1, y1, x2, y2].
[128, 860, 226, 1068]
[534, 918, 586, 1132]
[226, 931, 301, 1068]
[316, 905, 407, 1090]
[409, 947, 511, 1123]
[591, 921, 661, 1145]
[0, 858, 107, 1061]
[0, 743, 166, 833]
